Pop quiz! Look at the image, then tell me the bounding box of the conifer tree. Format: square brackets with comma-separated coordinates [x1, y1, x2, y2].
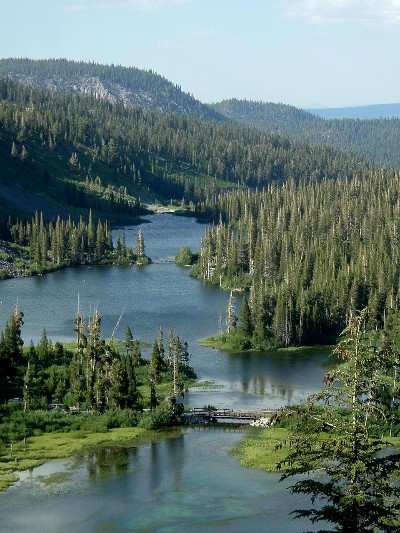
[0, 303, 25, 401]
[237, 296, 253, 344]
[11, 141, 18, 158]
[281, 310, 400, 532]
[124, 350, 140, 409]
[136, 228, 145, 258]
[226, 291, 237, 333]
[125, 326, 134, 356]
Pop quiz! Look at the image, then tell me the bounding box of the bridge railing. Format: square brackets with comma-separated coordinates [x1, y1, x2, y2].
[188, 407, 277, 420]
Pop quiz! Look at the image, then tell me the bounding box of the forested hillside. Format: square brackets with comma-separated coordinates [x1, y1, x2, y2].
[212, 98, 400, 168]
[2, 59, 398, 171]
[2, 59, 400, 350]
[0, 77, 366, 225]
[0, 58, 222, 121]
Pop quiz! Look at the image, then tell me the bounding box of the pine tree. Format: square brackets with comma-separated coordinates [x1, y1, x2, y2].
[0, 303, 25, 401]
[281, 309, 400, 532]
[148, 341, 163, 385]
[226, 291, 237, 333]
[125, 351, 140, 409]
[20, 144, 27, 162]
[125, 326, 134, 356]
[237, 296, 253, 344]
[136, 228, 145, 258]
[11, 141, 18, 158]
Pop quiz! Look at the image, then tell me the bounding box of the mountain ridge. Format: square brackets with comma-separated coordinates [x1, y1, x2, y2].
[0, 57, 224, 122]
[0, 57, 398, 228]
[308, 103, 400, 119]
[211, 98, 400, 168]
[3, 58, 398, 122]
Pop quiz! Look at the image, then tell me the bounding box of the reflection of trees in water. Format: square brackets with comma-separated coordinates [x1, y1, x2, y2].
[148, 435, 185, 494]
[166, 435, 184, 490]
[86, 446, 136, 479]
[252, 375, 266, 396]
[149, 442, 160, 493]
[242, 375, 294, 403]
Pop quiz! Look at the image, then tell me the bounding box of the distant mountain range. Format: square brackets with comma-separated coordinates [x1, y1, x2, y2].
[1, 58, 397, 122]
[211, 98, 400, 168]
[0, 57, 399, 224]
[308, 103, 400, 119]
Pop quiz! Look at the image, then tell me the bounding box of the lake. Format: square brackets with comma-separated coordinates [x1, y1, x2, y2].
[0, 214, 333, 531]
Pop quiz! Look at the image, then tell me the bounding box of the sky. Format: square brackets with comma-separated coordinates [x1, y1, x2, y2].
[1, 0, 400, 108]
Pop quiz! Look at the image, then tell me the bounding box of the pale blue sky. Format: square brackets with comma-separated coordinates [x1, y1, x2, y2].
[1, 0, 399, 108]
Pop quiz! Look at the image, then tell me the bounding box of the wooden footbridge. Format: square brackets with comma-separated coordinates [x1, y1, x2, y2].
[185, 407, 277, 424]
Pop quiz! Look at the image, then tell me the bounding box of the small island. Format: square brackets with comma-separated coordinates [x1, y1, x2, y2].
[0, 212, 152, 280]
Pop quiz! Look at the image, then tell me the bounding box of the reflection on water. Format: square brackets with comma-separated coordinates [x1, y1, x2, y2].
[242, 375, 295, 404]
[0, 215, 335, 532]
[0, 427, 331, 533]
[85, 446, 133, 480]
[0, 214, 332, 410]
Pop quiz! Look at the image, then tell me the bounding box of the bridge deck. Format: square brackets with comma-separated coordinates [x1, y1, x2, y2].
[188, 407, 277, 421]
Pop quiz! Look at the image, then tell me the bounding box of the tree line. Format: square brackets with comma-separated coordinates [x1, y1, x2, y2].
[0, 211, 150, 277]
[0, 302, 194, 418]
[212, 98, 400, 168]
[192, 168, 400, 348]
[0, 76, 369, 217]
[0, 57, 221, 120]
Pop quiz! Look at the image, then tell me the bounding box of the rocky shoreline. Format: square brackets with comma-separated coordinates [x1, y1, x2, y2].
[0, 241, 26, 278]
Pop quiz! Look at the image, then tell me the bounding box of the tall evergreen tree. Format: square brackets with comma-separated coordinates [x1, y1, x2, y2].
[226, 291, 237, 333]
[281, 310, 400, 532]
[136, 229, 145, 258]
[237, 296, 253, 346]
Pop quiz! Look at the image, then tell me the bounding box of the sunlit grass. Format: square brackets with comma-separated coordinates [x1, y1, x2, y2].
[233, 426, 291, 472]
[234, 426, 400, 474]
[0, 427, 149, 491]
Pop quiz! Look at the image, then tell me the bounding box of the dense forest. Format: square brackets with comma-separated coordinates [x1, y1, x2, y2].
[193, 169, 400, 348]
[212, 98, 400, 168]
[0, 76, 369, 224]
[3, 59, 399, 173]
[1, 59, 400, 349]
[1, 210, 150, 277]
[0, 58, 399, 528]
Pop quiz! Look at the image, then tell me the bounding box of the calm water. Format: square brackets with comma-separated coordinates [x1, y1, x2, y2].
[0, 214, 333, 531]
[0, 428, 330, 533]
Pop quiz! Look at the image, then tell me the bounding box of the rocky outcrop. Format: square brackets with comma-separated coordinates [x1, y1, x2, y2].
[0, 241, 26, 278]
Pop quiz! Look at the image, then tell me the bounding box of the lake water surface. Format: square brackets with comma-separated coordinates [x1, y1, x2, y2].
[0, 214, 333, 532]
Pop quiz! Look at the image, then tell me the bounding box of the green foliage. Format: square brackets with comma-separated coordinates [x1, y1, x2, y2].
[195, 171, 400, 347]
[135, 255, 151, 265]
[0, 303, 193, 443]
[0, 305, 25, 403]
[5, 211, 123, 274]
[138, 400, 184, 430]
[174, 246, 198, 266]
[280, 310, 400, 532]
[212, 98, 400, 168]
[0, 68, 371, 231]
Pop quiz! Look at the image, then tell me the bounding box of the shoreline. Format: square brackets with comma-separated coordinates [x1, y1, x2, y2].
[199, 334, 334, 355]
[0, 426, 182, 492]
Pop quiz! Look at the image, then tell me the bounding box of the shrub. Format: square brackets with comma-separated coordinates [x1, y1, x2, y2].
[138, 403, 182, 430]
[175, 247, 197, 266]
